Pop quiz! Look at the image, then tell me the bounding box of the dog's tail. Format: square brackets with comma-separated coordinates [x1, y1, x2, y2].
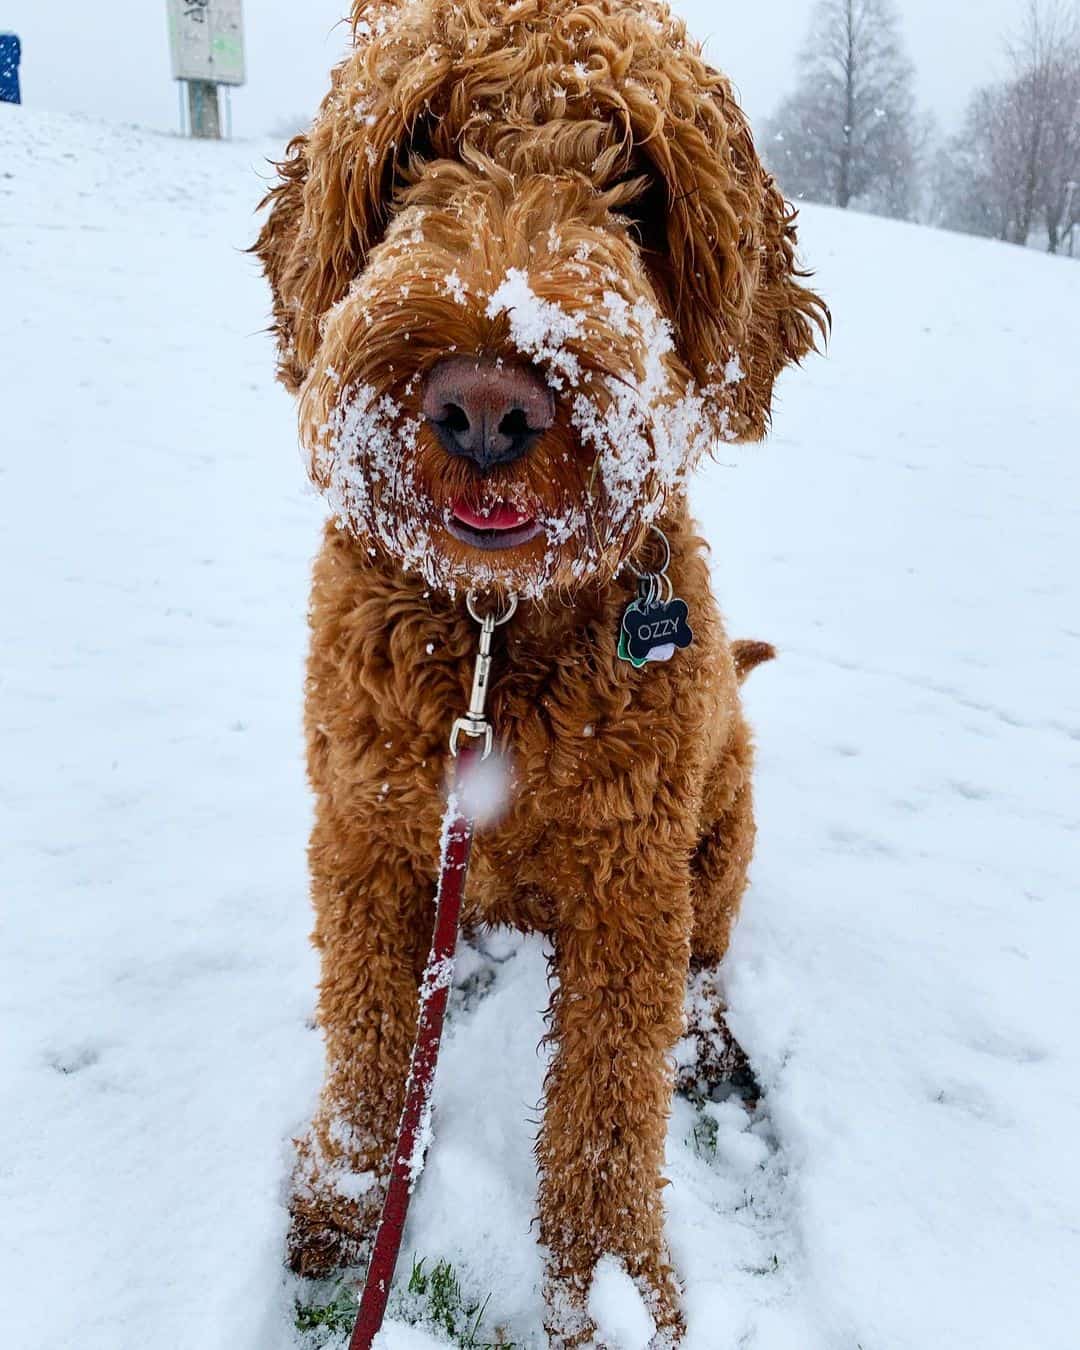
[732, 639, 777, 683]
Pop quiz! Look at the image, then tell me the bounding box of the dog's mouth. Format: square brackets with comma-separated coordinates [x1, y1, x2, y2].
[446, 496, 544, 551]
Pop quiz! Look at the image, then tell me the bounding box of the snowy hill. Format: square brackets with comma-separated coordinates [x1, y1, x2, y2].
[2, 109, 1079, 1350]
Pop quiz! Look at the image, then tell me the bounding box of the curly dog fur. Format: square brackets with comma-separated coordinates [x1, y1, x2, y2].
[254, 0, 824, 1342]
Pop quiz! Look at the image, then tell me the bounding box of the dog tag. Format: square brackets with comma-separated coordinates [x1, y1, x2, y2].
[618, 590, 693, 670]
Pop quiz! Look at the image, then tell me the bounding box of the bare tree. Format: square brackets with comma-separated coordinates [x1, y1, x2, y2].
[1034, 24, 1080, 250]
[1008, 1, 1080, 243]
[765, 0, 921, 218]
[933, 83, 1030, 242]
[934, 2, 1080, 252]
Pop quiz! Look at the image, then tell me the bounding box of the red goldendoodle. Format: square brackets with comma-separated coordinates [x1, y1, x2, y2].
[255, 0, 825, 1342]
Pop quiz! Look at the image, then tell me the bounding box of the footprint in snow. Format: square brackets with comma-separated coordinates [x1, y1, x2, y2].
[47, 1044, 103, 1076]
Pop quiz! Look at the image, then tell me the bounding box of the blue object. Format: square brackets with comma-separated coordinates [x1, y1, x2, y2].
[1, 33, 21, 105]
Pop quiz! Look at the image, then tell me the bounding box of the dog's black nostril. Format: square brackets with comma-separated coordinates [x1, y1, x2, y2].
[498, 408, 532, 438]
[440, 404, 471, 436]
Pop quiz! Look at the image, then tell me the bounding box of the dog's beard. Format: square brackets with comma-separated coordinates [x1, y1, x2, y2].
[312, 395, 618, 597]
[309, 382, 590, 596]
[300, 273, 743, 596]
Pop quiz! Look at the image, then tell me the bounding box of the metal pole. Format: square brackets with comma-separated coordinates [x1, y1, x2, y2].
[186, 78, 222, 140]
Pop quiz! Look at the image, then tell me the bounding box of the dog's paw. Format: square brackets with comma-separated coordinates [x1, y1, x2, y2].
[286, 1201, 372, 1280]
[546, 1258, 685, 1349]
[286, 1121, 389, 1278]
[676, 966, 760, 1110]
[286, 1161, 381, 1279]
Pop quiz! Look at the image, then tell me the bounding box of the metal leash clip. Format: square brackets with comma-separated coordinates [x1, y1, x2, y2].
[450, 590, 518, 759]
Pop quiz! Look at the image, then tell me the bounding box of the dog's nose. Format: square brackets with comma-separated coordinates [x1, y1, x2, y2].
[421, 357, 555, 470]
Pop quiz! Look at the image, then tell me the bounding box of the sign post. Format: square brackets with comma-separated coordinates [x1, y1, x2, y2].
[0, 32, 21, 105]
[166, 1, 245, 140]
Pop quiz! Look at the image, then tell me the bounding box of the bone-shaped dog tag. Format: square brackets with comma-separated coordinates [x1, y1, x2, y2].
[618, 594, 694, 670]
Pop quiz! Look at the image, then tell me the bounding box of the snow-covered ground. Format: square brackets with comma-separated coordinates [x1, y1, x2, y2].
[2, 108, 1079, 1350]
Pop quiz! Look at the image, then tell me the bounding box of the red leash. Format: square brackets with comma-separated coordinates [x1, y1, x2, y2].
[348, 592, 517, 1350]
[347, 746, 479, 1348]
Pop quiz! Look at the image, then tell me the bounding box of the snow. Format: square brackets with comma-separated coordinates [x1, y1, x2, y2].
[587, 1257, 656, 1349]
[454, 751, 512, 828]
[486, 267, 586, 391]
[485, 270, 726, 550]
[3, 106, 1080, 1350]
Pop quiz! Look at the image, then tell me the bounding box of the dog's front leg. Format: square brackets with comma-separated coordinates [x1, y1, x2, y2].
[537, 836, 691, 1348]
[287, 835, 430, 1277]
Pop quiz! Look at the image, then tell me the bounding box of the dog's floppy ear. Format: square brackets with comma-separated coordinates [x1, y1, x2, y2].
[252, 133, 311, 393]
[253, 18, 440, 391]
[611, 32, 827, 440]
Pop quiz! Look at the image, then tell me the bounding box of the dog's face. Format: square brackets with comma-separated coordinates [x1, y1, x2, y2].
[256, 0, 826, 596]
[297, 171, 730, 596]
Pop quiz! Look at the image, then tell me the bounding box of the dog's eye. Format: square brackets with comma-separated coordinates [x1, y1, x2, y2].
[385, 117, 439, 202]
[610, 176, 668, 255]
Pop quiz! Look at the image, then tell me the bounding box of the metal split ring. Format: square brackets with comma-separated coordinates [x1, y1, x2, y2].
[636, 567, 674, 611]
[466, 589, 518, 629]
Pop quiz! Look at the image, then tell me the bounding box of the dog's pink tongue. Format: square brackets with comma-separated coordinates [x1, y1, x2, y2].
[451, 499, 535, 531]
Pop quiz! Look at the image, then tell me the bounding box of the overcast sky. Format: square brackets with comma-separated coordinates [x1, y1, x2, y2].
[5, 1, 1020, 141]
